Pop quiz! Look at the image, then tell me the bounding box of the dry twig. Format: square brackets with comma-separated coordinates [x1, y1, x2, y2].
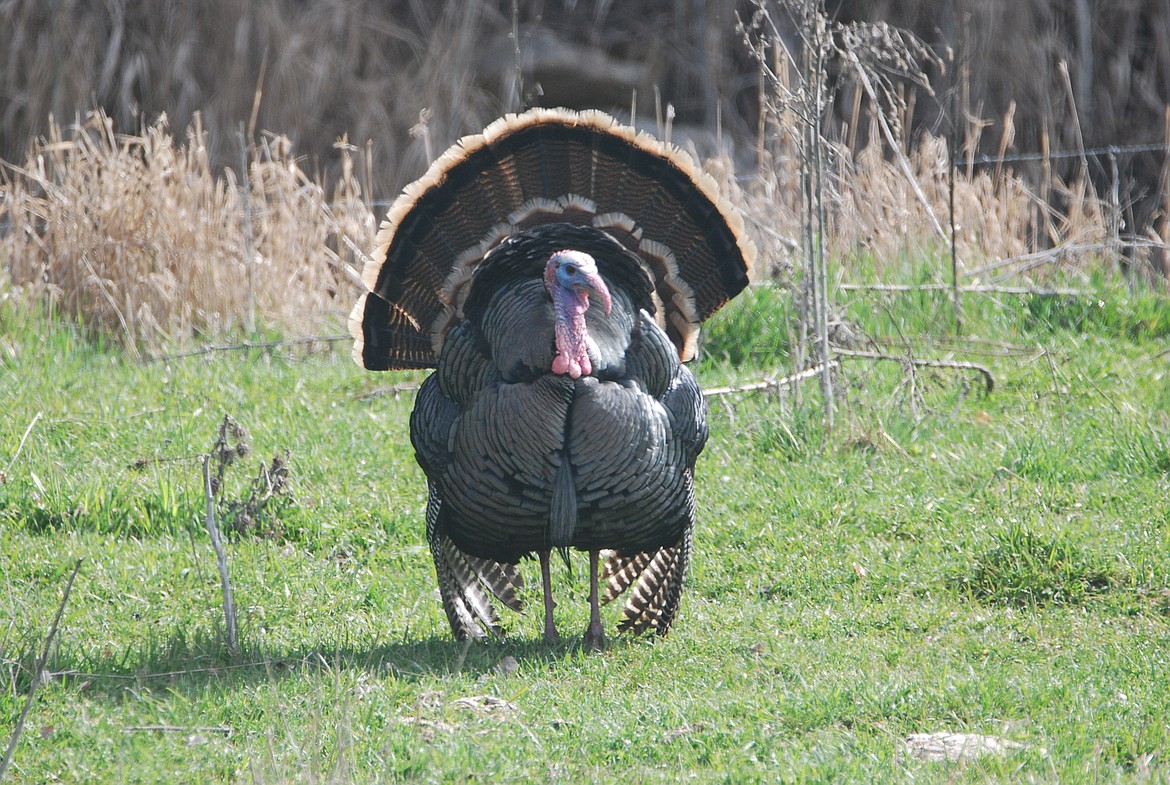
[202, 416, 247, 657]
[124, 725, 233, 735]
[142, 335, 350, 365]
[834, 349, 995, 393]
[839, 283, 1091, 297]
[704, 361, 839, 398]
[1, 411, 43, 483]
[0, 558, 82, 782]
[202, 453, 239, 657]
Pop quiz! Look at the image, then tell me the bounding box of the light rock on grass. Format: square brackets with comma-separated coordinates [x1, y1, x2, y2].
[493, 655, 519, 676]
[453, 695, 520, 717]
[903, 732, 1041, 763]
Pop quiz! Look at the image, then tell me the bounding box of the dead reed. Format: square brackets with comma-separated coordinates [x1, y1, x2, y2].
[732, 0, 1126, 289]
[0, 98, 1127, 351]
[0, 0, 1141, 351]
[0, 110, 374, 353]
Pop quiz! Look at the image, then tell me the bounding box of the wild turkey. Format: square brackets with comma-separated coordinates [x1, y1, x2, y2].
[350, 107, 754, 648]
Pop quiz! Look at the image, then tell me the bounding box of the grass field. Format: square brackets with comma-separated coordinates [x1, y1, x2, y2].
[2, 263, 1170, 783]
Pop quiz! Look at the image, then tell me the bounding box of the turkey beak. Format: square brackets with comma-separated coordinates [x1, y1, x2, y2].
[580, 272, 612, 315]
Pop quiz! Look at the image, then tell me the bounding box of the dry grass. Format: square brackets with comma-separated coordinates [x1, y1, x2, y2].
[0, 0, 513, 197]
[0, 111, 374, 353]
[0, 1, 1146, 350]
[831, 131, 1112, 277]
[731, 1, 1131, 289]
[2, 0, 1165, 255]
[0, 101, 1127, 350]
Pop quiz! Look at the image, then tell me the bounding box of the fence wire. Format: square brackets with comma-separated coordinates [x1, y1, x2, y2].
[956, 141, 1169, 167]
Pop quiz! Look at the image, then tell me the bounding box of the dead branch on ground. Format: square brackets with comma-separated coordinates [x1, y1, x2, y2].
[704, 361, 839, 398]
[834, 349, 995, 394]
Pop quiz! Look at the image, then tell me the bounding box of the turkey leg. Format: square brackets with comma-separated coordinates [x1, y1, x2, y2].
[539, 550, 559, 642]
[583, 549, 605, 651]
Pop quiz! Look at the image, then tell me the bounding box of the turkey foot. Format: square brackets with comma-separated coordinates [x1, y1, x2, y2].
[582, 550, 606, 651]
[539, 551, 560, 643]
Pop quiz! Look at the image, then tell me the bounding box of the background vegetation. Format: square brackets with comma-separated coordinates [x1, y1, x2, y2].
[3, 0, 1168, 242]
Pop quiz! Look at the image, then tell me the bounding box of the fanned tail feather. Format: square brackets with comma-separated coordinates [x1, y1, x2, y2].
[601, 527, 693, 637]
[351, 106, 756, 371]
[427, 482, 523, 640]
[464, 553, 526, 612]
[430, 534, 490, 640]
[442, 538, 504, 634]
[601, 550, 653, 604]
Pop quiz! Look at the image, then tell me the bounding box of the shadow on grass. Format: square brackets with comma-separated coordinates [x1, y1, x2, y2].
[14, 628, 646, 701]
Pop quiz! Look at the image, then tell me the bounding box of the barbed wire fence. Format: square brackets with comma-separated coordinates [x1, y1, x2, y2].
[958, 141, 1168, 167]
[837, 139, 1170, 301]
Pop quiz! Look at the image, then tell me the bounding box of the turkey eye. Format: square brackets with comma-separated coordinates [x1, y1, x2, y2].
[564, 264, 578, 275]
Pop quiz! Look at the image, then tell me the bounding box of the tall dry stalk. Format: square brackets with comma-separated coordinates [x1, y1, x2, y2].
[800, 4, 834, 426]
[201, 415, 250, 658]
[740, 1, 831, 422]
[0, 110, 374, 352]
[740, 0, 940, 425]
[238, 124, 257, 336]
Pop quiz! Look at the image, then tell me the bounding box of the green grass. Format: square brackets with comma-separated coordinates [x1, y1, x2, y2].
[3, 265, 1170, 783]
